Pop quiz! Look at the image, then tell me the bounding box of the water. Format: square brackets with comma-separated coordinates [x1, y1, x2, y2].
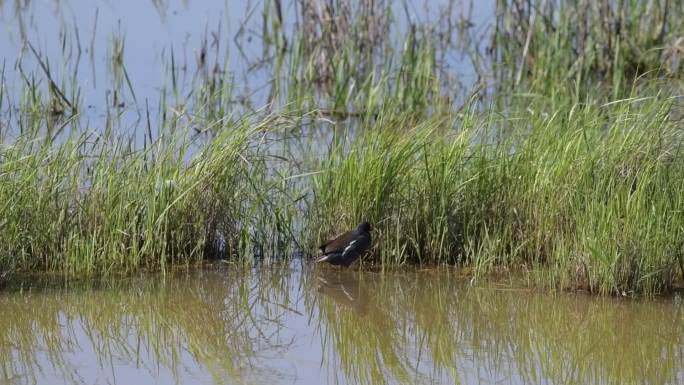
[1, 262, 682, 385]
[0, 0, 494, 134]
[2, 3, 683, 384]
[1, 0, 267, 110]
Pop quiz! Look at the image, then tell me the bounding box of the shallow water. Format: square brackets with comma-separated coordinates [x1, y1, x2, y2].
[1, 262, 682, 385]
[0, 0, 491, 127]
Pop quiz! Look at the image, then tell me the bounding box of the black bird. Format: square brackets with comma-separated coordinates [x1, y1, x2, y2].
[316, 221, 372, 267]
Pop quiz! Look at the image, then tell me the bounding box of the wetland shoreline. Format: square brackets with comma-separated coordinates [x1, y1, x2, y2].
[1, 0, 684, 295]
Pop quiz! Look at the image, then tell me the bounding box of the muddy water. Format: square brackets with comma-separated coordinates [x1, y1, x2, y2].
[0, 263, 682, 385]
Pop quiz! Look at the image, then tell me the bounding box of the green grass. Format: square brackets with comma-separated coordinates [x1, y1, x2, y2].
[310, 86, 684, 295]
[1, 0, 684, 294]
[492, 0, 684, 95]
[0, 115, 294, 276]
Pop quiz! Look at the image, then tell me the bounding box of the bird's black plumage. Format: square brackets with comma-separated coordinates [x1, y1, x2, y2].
[316, 222, 372, 267]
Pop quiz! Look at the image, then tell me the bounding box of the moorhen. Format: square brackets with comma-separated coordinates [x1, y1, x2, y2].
[316, 221, 372, 267]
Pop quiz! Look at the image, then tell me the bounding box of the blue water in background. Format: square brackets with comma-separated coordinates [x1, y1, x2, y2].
[0, 0, 495, 132]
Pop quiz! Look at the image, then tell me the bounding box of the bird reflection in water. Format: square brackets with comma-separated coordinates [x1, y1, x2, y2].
[315, 268, 370, 316]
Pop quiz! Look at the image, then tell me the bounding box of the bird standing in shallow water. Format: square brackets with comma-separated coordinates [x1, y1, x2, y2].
[316, 222, 372, 267]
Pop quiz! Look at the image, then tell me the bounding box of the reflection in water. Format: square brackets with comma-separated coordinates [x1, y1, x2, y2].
[315, 268, 370, 316]
[0, 263, 682, 385]
[0, 266, 298, 385]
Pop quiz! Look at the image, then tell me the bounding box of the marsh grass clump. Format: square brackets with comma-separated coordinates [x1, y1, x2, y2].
[311, 87, 684, 295]
[476, 92, 684, 295]
[0, 115, 293, 276]
[3, 0, 684, 295]
[492, 0, 684, 94]
[311, 111, 477, 265]
[278, 0, 456, 117]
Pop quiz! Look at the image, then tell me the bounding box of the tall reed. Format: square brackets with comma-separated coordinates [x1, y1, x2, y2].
[310, 85, 684, 295]
[0, 115, 293, 276]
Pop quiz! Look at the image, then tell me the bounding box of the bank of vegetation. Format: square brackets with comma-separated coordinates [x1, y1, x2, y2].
[1, 0, 683, 294]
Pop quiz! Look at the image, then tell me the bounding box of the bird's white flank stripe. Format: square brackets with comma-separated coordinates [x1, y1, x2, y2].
[342, 287, 354, 301]
[342, 240, 357, 256]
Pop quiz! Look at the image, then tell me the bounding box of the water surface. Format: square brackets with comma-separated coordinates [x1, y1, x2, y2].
[0, 0, 491, 113]
[1, 262, 682, 385]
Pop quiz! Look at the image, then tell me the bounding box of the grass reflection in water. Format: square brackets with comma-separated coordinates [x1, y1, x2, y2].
[0, 264, 681, 385]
